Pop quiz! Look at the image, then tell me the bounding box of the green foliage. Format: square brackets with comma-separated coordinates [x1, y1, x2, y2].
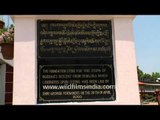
[0, 25, 9, 34]
[137, 66, 144, 81]
[0, 29, 3, 35]
[143, 73, 152, 81]
[3, 27, 8, 32]
[10, 24, 14, 28]
[151, 72, 160, 81]
[0, 24, 14, 44]
[137, 66, 160, 82]
[143, 93, 156, 102]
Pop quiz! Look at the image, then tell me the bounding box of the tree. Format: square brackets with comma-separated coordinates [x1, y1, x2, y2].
[151, 72, 160, 82]
[137, 66, 160, 82]
[143, 73, 152, 82]
[137, 66, 144, 81]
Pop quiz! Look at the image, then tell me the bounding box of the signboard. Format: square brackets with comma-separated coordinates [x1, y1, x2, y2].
[37, 20, 116, 103]
[37, 20, 112, 58]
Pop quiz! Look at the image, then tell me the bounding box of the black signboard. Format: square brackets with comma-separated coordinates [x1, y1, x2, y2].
[37, 20, 112, 58]
[37, 20, 116, 103]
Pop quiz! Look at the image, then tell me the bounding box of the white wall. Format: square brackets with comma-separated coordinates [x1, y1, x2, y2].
[0, 64, 6, 105]
[13, 15, 140, 105]
[13, 17, 36, 105]
[113, 18, 140, 104]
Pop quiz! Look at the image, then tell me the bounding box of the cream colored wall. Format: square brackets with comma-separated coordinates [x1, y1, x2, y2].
[113, 18, 140, 104]
[12, 15, 140, 105]
[13, 18, 36, 105]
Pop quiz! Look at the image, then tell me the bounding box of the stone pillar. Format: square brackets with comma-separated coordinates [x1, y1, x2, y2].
[113, 17, 140, 104]
[13, 16, 36, 105]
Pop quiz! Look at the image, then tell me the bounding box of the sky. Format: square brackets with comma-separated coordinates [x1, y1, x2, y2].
[1, 15, 160, 74]
[133, 15, 160, 74]
[0, 15, 14, 28]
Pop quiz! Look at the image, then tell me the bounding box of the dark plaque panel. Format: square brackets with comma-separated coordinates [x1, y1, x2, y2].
[37, 20, 112, 58]
[37, 20, 116, 103]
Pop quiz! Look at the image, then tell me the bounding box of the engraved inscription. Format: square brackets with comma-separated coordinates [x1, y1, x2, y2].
[37, 20, 116, 103]
[37, 20, 112, 58]
[38, 64, 115, 102]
